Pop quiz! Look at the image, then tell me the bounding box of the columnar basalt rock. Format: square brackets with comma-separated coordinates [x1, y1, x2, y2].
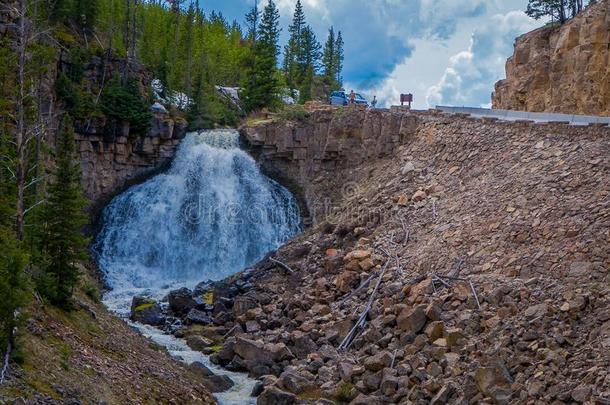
[240, 105, 418, 223]
[77, 117, 185, 212]
[493, 0, 610, 116]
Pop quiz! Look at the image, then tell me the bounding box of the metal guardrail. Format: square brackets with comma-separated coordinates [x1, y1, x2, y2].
[435, 106, 610, 126]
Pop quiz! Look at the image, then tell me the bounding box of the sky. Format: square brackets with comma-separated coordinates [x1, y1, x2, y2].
[200, 0, 541, 108]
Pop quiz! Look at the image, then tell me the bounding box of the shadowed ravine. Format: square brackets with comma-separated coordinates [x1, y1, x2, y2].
[93, 129, 302, 403]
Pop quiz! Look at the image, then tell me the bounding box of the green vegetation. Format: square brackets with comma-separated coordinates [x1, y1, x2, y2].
[134, 303, 154, 312]
[334, 381, 357, 402]
[241, 0, 282, 111]
[278, 104, 311, 123]
[526, 0, 594, 24]
[100, 76, 152, 137]
[35, 118, 89, 308]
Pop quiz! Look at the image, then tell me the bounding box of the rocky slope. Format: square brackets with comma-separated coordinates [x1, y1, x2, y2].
[139, 106, 609, 404]
[492, 0, 610, 116]
[0, 268, 215, 404]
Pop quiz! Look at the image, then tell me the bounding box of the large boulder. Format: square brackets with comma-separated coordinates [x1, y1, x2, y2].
[168, 287, 196, 315]
[364, 351, 393, 372]
[234, 337, 294, 364]
[257, 386, 296, 405]
[188, 362, 234, 393]
[186, 308, 212, 325]
[278, 368, 315, 394]
[129, 296, 165, 326]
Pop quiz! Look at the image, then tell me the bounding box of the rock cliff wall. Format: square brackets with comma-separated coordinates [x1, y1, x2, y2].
[68, 58, 186, 212]
[240, 105, 418, 222]
[77, 113, 185, 214]
[492, 0, 610, 115]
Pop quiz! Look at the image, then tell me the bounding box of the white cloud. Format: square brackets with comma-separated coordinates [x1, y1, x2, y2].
[426, 10, 538, 108]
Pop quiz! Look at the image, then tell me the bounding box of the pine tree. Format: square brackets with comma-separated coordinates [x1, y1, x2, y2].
[283, 0, 306, 95]
[50, 0, 98, 35]
[334, 31, 344, 86]
[242, 0, 281, 112]
[245, 0, 260, 44]
[525, 0, 588, 22]
[322, 27, 336, 85]
[37, 117, 88, 308]
[298, 26, 321, 103]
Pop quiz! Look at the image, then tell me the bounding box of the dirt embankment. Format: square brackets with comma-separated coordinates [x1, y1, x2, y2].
[0, 268, 215, 404]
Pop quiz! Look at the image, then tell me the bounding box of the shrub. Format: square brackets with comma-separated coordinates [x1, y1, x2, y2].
[278, 104, 310, 123]
[101, 76, 152, 136]
[83, 283, 99, 303]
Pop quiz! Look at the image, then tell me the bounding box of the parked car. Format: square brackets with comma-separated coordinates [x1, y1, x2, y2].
[329, 91, 369, 106]
[330, 91, 348, 106]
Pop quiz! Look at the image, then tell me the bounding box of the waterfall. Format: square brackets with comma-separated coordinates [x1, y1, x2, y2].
[95, 129, 301, 314]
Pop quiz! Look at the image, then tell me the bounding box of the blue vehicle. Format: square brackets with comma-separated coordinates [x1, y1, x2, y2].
[329, 91, 369, 106]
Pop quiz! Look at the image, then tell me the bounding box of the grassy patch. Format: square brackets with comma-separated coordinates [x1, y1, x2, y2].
[202, 291, 214, 305]
[278, 105, 310, 123]
[58, 344, 72, 371]
[82, 283, 100, 303]
[148, 342, 163, 351]
[334, 381, 357, 403]
[134, 302, 154, 312]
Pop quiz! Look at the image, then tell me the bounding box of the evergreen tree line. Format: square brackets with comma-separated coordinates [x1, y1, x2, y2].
[243, 0, 344, 111]
[50, 0, 345, 117]
[0, 0, 91, 375]
[526, 0, 596, 23]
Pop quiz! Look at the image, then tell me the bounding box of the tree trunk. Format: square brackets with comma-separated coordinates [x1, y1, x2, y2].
[15, 0, 27, 241]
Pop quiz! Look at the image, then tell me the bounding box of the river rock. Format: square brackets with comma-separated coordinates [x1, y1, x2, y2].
[203, 374, 235, 393]
[129, 296, 165, 326]
[186, 335, 214, 352]
[168, 287, 196, 315]
[186, 308, 212, 325]
[234, 337, 294, 368]
[257, 386, 296, 405]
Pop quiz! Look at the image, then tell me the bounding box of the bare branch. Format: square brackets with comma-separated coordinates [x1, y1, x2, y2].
[1, 163, 16, 179]
[24, 174, 46, 190]
[270, 257, 295, 273]
[24, 199, 46, 215]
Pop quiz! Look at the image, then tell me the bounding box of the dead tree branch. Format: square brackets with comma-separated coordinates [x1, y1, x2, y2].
[269, 257, 295, 274]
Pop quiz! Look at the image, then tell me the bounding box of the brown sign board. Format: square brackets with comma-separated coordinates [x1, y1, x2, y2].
[400, 94, 413, 103]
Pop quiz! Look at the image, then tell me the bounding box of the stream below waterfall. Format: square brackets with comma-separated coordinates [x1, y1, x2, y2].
[93, 129, 301, 404]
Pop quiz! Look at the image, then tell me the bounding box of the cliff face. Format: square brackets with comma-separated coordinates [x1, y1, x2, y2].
[493, 0, 610, 115]
[68, 57, 187, 211]
[240, 105, 418, 222]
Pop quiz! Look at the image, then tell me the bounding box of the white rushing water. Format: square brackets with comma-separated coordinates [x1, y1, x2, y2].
[94, 129, 301, 403]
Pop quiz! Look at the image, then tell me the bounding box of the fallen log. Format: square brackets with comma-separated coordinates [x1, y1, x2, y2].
[0, 342, 11, 384]
[339, 258, 390, 351]
[269, 257, 295, 273]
